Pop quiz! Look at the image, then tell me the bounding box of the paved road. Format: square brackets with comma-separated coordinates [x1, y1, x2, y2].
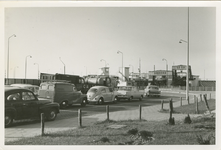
[4, 90, 215, 143]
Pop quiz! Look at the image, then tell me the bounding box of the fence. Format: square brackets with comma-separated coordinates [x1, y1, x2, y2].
[159, 85, 216, 91]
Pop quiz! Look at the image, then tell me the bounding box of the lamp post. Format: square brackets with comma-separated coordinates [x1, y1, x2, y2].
[25, 55, 32, 79]
[129, 64, 134, 80]
[59, 57, 65, 74]
[100, 59, 107, 67]
[162, 58, 168, 86]
[179, 8, 190, 102]
[34, 63, 39, 79]
[117, 51, 123, 80]
[7, 34, 16, 80]
[14, 66, 19, 78]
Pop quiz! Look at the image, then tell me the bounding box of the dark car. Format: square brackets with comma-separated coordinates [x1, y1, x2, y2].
[5, 86, 60, 127]
[38, 82, 87, 109]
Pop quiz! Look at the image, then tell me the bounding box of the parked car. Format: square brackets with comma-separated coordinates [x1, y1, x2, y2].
[116, 86, 143, 101]
[5, 86, 60, 127]
[144, 85, 161, 97]
[87, 86, 118, 104]
[10, 84, 39, 96]
[38, 82, 87, 108]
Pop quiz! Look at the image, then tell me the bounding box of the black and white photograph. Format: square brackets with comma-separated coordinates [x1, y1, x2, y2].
[1, 1, 220, 149]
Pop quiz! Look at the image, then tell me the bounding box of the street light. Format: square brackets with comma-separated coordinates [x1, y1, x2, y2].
[179, 6, 190, 103]
[100, 59, 107, 67]
[7, 34, 16, 80]
[117, 51, 123, 80]
[25, 55, 32, 79]
[162, 58, 168, 87]
[59, 57, 65, 74]
[34, 63, 39, 79]
[14, 66, 19, 78]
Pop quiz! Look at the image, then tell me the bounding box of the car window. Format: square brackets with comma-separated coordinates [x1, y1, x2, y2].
[109, 88, 113, 92]
[101, 88, 106, 93]
[7, 93, 21, 101]
[22, 91, 36, 101]
[88, 88, 98, 93]
[48, 85, 54, 90]
[106, 88, 110, 93]
[41, 85, 48, 90]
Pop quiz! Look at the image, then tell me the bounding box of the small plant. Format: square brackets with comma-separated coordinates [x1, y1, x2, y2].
[196, 133, 215, 145]
[100, 137, 110, 143]
[184, 114, 192, 124]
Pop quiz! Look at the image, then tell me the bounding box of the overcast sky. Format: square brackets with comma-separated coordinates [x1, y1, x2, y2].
[3, 6, 216, 80]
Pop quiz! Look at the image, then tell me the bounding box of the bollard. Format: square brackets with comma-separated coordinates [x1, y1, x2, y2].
[180, 97, 182, 106]
[139, 105, 142, 121]
[161, 100, 164, 111]
[106, 105, 109, 121]
[203, 94, 211, 114]
[195, 97, 199, 114]
[78, 109, 82, 127]
[200, 94, 203, 102]
[41, 113, 45, 136]
[194, 95, 196, 103]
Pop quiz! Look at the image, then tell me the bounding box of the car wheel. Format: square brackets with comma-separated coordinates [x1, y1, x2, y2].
[98, 98, 104, 105]
[46, 109, 57, 121]
[5, 114, 13, 127]
[113, 96, 118, 103]
[128, 96, 132, 101]
[81, 98, 87, 107]
[60, 101, 68, 109]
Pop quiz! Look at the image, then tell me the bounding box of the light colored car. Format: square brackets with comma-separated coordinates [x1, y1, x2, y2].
[87, 86, 118, 104]
[10, 84, 39, 96]
[117, 86, 143, 101]
[144, 85, 161, 97]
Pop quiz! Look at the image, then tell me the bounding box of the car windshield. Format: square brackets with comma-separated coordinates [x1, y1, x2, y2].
[151, 87, 159, 90]
[88, 88, 98, 93]
[118, 87, 132, 91]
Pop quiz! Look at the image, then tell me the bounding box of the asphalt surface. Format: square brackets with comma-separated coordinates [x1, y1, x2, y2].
[4, 90, 216, 143]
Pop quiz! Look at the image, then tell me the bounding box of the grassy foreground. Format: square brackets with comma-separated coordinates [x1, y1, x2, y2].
[6, 116, 215, 145]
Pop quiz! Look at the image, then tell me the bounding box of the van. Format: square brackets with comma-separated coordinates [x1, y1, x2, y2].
[38, 82, 87, 108]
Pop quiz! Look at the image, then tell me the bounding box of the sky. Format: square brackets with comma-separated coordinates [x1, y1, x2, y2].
[3, 5, 217, 80]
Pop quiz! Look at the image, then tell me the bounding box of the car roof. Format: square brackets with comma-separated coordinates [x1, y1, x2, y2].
[90, 86, 108, 89]
[10, 84, 39, 87]
[40, 82, 72, 85]
[5, 86, 33, 93]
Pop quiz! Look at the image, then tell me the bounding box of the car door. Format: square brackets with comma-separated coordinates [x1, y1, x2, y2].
[105, 88, 112, 102]
[21, 91, 39, 119]
[101, 88, 108, 102]
[6, 92, 23, 119]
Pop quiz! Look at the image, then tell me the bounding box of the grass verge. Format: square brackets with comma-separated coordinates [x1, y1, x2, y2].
[160, 99, 215, 114]
[6, 116, 215, 145]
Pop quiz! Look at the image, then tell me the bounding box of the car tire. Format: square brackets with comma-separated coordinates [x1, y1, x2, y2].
[128, 96, 132, 101]
[46, 109, 57, 121]
[5, 114, 13, 127]
[60, 101, 68, 109]
[81, 98, 87, 107]
[98, 98, 104, 105]
[113, 96, 118, 103]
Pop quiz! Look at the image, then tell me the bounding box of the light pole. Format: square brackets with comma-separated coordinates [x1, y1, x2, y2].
[7, 34, 16, 80]
[59, 57, 65, 74]
[100, 59, 107, 67]
[14, 66, 19, 78]
[25, 55, 32, 79]
[117, 51, 123, 80]
[162, 58, 168, 86]
[129, 64, 134, 80]
[34, 63, 39, 79]
[179, 8, 190, 102]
